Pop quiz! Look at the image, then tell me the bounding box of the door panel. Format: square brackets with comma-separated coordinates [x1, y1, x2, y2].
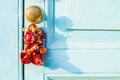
[46, 0, 120, 74]
[45, 74, 120, 80]
[47, 31, 120, 49]
[0, 0, 19, 80]
[45, 50, 120, 74]
[47, 0, 120, 50]
[24, 0, 46, 80]
[24, 0, 120, 80]
[65, 0, 120, 29]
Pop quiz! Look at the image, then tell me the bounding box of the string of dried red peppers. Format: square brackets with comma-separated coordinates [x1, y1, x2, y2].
[20, 24, 47, 66]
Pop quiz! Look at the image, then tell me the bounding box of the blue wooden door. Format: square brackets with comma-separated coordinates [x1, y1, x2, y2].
[24, 0, 120, 80]
[0, 0, 22, 80]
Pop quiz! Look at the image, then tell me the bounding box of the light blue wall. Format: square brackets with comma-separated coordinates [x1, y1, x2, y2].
[0, 0, 19, 80]
[25, 0, 120, 76]
[2, 0, 119, 80]
[44, 0, 120, 74]
[23, 2, 120, 80]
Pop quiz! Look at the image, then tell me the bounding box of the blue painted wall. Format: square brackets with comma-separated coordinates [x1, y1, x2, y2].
[44, 0, 120, 74]
[1, 0, 119, 80]
[24, 1, 120, 80]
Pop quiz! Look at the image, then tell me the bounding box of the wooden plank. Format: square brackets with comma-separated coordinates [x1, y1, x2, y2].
[64, 0, 120, 29]
[44, 50, 120, 74]
[45, 74, 120, 80]
[24, 0, 47, 80]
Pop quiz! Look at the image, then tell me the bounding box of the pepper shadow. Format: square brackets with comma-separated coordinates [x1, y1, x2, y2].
[44, 0, 83, 74]
[55, 16, 73, 32]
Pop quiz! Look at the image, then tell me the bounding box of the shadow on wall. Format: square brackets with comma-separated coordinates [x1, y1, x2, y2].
[44, 50, 83, 73]
[55, 16, 73, 32]
[44, 0, 83, 74]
